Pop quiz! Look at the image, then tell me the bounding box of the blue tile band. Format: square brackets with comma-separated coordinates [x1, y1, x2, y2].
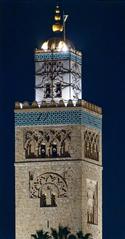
[15, 109, 102, 130]
[35, 52, 82, 65]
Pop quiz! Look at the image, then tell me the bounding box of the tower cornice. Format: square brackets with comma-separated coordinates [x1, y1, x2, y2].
[15, 99, 102, 115]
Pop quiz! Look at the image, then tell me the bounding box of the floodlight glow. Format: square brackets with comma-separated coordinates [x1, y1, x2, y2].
[41, 41, 48, 50]
[57, 41, 68, 52]
[41, 40, 69, 52]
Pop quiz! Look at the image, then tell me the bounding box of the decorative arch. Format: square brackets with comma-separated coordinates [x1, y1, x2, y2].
[24, 138, 38, 158]
[30, 172, 68, 199]
[84, 129, 99, 161]
[87, 179, 98, 225]
[24, 129, 71, 159]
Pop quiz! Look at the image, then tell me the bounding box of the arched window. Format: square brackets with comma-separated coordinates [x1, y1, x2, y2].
[45, 83, 51, 98]
[55, 82, 62, 97]
[51, 194, 57, 207]
[39, 188, 57, 207]
[52, 144, 57, 157]
[40, 144, 46, 158]
[40, 194, 46, 207]
[25, 140, 37, 158]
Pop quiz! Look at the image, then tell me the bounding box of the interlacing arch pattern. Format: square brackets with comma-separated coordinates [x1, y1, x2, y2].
[29, 172, 68, 207]
[24, 129, 71, 159]
[84, 130, 100, 161]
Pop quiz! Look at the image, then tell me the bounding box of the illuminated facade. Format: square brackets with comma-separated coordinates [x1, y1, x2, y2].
[15, 4, 102, 239]
[35, 39, 82, 104]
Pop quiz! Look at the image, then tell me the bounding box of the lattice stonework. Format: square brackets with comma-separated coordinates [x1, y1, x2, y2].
[35, 50, 82, 102]
[24, 129, 71, 159]
[29, 172, 68, 207]
[15, 110, 102, 130]
[84, 130, 100, 161]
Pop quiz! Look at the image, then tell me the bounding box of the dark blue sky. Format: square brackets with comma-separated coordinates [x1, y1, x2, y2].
[1, 0, 125, 239]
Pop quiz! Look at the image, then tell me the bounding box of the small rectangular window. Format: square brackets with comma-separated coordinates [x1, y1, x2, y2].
[55, 83, 62, 97]
[45, 83, 51, 98]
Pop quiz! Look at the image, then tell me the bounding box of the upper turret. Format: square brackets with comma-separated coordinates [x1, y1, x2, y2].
[34, 3, 82, 104]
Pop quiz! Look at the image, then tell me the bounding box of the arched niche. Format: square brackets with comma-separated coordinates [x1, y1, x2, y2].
[30, 172, 68, 203]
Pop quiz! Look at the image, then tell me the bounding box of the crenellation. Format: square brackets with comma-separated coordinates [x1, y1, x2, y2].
[15, 99, 102, 114]
[31, 101, 38, 108]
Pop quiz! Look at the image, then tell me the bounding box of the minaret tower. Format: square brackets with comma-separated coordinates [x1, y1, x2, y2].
[15, 3, 102, 239]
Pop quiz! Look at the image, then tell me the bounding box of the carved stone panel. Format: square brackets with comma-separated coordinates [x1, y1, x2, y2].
[24, 129, 71, 159]
[86, 179, 98, 225]
[29, 172, 68, 207]
[84, 130, 100, 161]
[35, 61, 65, 99]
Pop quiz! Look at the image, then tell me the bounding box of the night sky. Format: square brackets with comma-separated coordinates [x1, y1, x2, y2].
[1, 0, 125, 239]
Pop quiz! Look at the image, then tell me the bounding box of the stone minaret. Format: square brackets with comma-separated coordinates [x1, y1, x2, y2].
[15, 4, 102, 239]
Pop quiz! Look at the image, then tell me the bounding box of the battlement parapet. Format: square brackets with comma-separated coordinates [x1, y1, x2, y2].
[35, 48, 82, 56]
[15, 99, 102, 115]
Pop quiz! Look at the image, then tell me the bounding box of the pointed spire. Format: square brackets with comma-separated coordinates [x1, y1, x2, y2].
[52, 3, 63, 32]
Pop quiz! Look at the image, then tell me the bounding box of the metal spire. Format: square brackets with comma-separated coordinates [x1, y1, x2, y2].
[52, 2, 63, 32]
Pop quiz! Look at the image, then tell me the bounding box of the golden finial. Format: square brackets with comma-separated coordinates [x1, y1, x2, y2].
[52, 4, 63, 32]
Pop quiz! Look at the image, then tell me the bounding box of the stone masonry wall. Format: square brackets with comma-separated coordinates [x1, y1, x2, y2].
[15, 104, 102, 239]
[15, 161, 83, 239]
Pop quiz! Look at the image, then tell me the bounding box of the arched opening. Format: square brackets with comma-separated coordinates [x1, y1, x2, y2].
[55, 82, 62, 97]
[25, 139, 37, 158]
[51, 194, 57, 207]
[30, 172, 68, 201]
[52, 143, 57, 157]
[45, 83, 51, 98]
[39, 185, 57, 207]
[40, 144, 46, 158]
[40, 194, 46, 207]
[62, 139, 71, 157]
